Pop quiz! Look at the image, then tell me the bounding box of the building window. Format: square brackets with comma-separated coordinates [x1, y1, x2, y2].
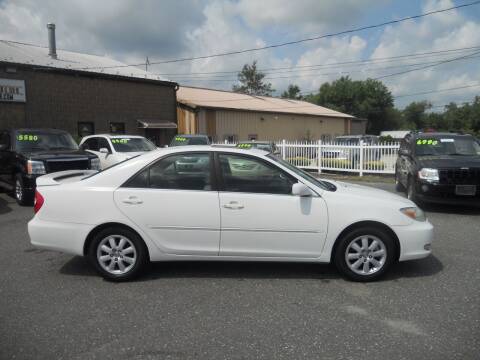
[110, 122, 125, 134]
[248, 134, 258, 141]
[78, 122, 94, 138]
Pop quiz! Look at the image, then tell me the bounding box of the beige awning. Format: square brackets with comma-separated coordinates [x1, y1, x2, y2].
[137, 120, 177, 129]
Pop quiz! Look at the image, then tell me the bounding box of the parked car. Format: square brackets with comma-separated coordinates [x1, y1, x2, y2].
[169, 134, 210, 147]
[29, 146, 433, 282]
[0, 128, 100, 205]
[330, 135, 381, 161]
[395, 132, 480, 206]
[236, 141, 279, 154]
[79, 134, 156, 169]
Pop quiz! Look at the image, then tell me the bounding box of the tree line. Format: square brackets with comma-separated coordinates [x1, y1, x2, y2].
[232, 61, 480, 136]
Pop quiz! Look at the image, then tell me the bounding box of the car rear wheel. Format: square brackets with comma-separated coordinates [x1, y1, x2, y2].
[334, 227, 396, 281]
[15, 174, 33, 206]
[89, 227, 148, 281]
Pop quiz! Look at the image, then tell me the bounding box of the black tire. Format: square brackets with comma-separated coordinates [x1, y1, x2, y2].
[14, 174, 34, 206]
[395, 169, 405, 192]
[406, 177, 423, 206]
[88, 227, 149, 281]
[334, 226, 396, 282]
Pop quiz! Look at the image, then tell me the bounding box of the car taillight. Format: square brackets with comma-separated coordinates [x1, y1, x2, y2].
[34, 190, 44, 214]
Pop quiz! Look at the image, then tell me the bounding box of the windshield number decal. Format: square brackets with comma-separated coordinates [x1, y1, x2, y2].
[111, 139, 130, 144]
[17, 134, 38, 141]
[237, 143, 252, 148]
[175, 137, 187, 142]
[416, 139, 438, 146]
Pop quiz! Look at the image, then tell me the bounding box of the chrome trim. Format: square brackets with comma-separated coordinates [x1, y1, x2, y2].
[148, 225, 321, 233]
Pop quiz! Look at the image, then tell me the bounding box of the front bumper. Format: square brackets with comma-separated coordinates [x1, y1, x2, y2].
[415, 181, 480, 206]
[393, 220, 434, 261]
[28, 217, 92, 256]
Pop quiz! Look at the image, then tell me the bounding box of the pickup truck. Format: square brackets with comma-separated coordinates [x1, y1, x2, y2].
[0, 128, 100, 205]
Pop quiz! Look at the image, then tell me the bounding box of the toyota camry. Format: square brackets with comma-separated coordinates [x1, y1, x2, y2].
[28, 146, 433, 282]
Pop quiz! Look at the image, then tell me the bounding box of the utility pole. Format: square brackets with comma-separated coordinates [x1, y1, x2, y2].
[145, 56, 150, 72]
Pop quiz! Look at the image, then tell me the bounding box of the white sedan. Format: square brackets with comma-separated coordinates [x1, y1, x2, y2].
[28, 146, 433, 282]
[79, 134, 157, 169]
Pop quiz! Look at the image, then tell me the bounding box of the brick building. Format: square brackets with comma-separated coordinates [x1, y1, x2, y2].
[0, 25, 178, 146]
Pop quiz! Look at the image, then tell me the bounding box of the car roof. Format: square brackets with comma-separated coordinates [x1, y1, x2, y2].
[12, 128, 69, 134]
[83, 134, 146, 139]
[237, 141, 272, 144]
[411, 132, 472, 138]
[174, 134, 209, 138]
[160, 145, 269, 156]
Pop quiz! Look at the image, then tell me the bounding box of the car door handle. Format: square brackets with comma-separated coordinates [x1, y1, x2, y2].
[223, 201, 244, 210]
[122, 196, 143, 205]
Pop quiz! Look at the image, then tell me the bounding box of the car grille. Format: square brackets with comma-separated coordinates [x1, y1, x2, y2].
[438, 168, 480, 185]
[45, 159, 90, 173]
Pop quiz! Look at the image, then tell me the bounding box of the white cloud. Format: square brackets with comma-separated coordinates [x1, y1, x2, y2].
[370, 0, 480, 109]
[0, 0, 478, 107]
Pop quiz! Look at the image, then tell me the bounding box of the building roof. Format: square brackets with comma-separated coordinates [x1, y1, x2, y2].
[0, 40, 173, 84]
[177, 86, 354, 118]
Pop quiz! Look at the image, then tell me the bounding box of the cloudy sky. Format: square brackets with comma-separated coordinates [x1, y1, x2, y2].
[1, 0, 479, 108]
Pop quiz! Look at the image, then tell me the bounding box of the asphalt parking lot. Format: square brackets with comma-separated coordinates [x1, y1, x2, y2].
[0, 182, 479, 360]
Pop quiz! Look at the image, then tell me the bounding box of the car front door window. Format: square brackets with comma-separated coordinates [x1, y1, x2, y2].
[218, 154, 295, 194]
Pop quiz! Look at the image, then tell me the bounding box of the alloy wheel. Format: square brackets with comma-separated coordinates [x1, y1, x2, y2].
[345, 235, 387, 276]
[15, 180, 23, 201]
[96, 235, 137, 275]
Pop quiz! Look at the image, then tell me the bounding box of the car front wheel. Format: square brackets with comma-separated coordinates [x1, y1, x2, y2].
[15, 174, 34, 206]
[89, 227, 148, 281]
[334, 227, 396, 281]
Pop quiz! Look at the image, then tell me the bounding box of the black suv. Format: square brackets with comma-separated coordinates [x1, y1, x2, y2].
[395, 132, 480, 206]
[0, 128, 100, 205]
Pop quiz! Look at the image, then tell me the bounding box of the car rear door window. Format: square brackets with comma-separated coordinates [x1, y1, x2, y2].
[218, 154, 295, 195]
[125, 153, 212, 191]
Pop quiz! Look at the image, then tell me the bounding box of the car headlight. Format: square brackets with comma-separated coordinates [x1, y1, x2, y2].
[400, 207, 426, 222]
[418, 168, 439, 182]
[90, 157, 101, 170]
[27, 160, 46, 175]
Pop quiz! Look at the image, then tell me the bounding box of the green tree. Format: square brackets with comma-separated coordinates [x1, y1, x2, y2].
[402, 101, 432, 130]
[281, 84, 303, 100]
[309, 76, 395, 134]
[232, 61, 274, 96]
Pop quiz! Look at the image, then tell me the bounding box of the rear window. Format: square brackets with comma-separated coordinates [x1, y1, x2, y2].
[170, 136, 209, 146]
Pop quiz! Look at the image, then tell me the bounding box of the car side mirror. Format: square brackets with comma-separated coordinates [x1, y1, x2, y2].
[99, 148, 109, 154]
[399, 149, 410, 156]
[292, 182, 313, 197]
[0, 143, 8, 151]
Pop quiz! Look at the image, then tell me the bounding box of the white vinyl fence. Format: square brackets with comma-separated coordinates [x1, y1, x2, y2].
[213, 140, 400, 176]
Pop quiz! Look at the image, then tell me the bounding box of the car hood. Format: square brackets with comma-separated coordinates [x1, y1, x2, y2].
[329, 181, 413, 206]
[416, 155, 480, 169]
[24, 149, 97, 160]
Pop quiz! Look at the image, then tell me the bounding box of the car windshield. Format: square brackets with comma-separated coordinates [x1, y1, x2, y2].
[110, 137, 156, 152]
[415, 136, 480, 156]
[267, 154, 336, 191]
[170, 136, 209, 146]
[14, 131, 78, 152]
